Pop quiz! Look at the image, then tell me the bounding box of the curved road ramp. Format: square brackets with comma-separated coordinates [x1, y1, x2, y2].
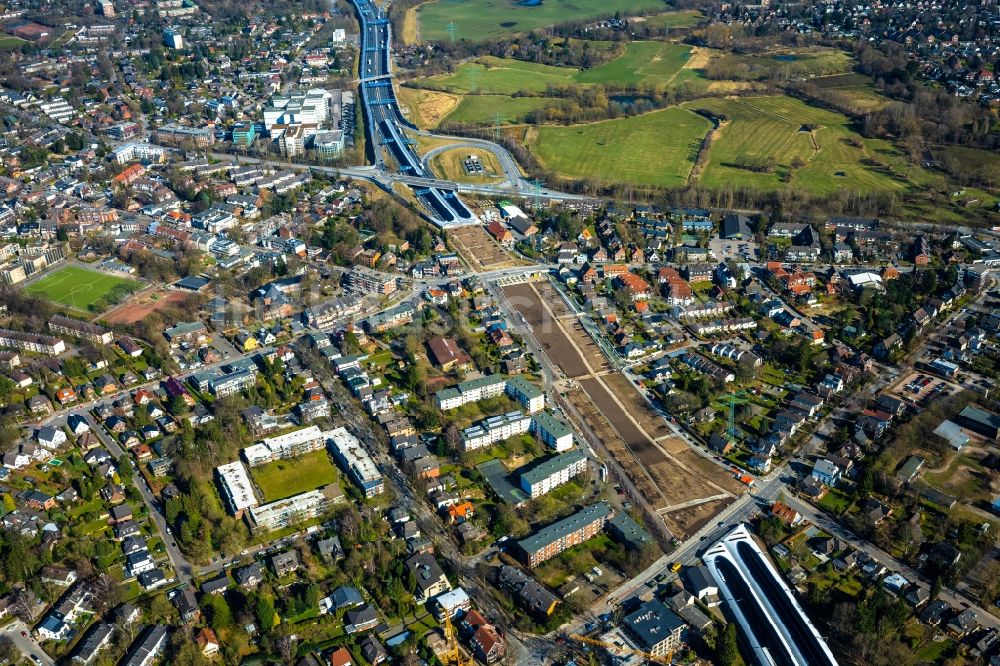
[703, 524, 839, 666]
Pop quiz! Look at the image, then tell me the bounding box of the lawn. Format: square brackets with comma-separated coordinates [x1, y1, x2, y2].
[25, 265, 142, 311]
[682, 95, 914, 195]
[0, 33, 26, 50]
[527, 107, 711, 187]
[414, 0, 666, 42]
[250, 449, 340, 502]
[420, 42, 692, 94]
[817, 487, 854, 515]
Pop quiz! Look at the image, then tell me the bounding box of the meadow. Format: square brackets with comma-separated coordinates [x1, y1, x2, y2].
[526, 107, 711, 187]
[636, 9, 703, 29]
[25, 265, 142, 311]
[810, 73, 890, 113]
[419, 41, 692, 94]
[682, 95, 911, 195]
[414, 0, 666, 42]
[443, 94, 558, 125]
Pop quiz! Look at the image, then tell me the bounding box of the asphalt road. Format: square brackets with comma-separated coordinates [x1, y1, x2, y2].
[0, 620, 55, 666]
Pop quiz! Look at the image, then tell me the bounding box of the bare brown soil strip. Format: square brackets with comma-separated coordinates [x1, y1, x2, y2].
[104, 290, 187, 325]
[450, 226, 518, 272]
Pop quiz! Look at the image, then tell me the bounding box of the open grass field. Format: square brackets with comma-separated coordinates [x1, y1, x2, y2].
[682, 95, 912, 195]
[574, 42, 691, 86]
[420, 42, 692, 94]
[414, 0, 666, 42]
[251, 449, 339, 502]
[25, 265, 142, 311]
[0, 33, 26, 50]
[422, 57, 578, 94]
[443, 94, 558, 126]
[709, 47, 852, 81]
[810, 73, 890, 113]
[527, 107, 711, 187]
[634, 9, 703, 29]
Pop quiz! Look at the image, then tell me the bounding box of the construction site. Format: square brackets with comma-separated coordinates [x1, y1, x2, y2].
[503, 280, 744, 539]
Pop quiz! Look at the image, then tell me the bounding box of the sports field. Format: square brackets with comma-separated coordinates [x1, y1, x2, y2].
[414, 0, 665, 42]
[251, 449, 339, 502]
[25, 266, 142, 311]
[683, 95, 910, 195]
[527, 107, 711, 187]
[420, 42, 693, 94]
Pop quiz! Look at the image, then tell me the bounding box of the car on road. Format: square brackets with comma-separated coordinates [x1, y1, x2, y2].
[31, 656, 42, 664]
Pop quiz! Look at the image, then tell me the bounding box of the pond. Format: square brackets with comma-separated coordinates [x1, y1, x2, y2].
[774, 54, 799, 62]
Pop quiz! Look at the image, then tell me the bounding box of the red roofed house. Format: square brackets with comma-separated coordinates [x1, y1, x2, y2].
[614, 273, 652, 301]
[486, 221, 514, 248]
[55, 387, 77, 404]
[464, 610, 505, 664]
[196, 628, 220, 656]
[489, 327, 514, 349]
[329, 647, 353, 666]
[771, 501, 801, 526]
[446, 501, 474, 524]
[603, 264, 628, 279]
[112, 163, 145, 189]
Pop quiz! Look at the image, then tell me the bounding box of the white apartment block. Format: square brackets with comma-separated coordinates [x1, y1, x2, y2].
[242, 425, 325, 467]
[519, 450, 588, 498]
[248, 487, 341, 532]
[530, 410, 574, 452]
[460, 411, 531, 451]
[110, 143, 168, 164]
[326, 427, 384, 497]
[0, 329, 65, 355]
[435, 375, 507, 410]
[215, 461, 259, 516]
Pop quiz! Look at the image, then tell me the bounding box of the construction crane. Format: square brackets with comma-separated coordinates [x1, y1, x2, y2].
[569, 633, 674, 665]
[441, 613, 474, 666]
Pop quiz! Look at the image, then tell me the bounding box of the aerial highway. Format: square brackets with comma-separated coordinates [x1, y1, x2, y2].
[351, 0, 476, 226]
